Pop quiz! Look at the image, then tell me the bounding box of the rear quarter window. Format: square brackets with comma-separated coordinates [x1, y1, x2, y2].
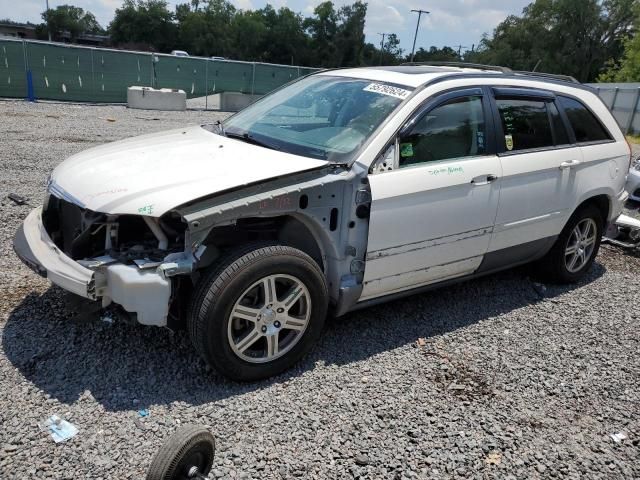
[558, 96, 612, 143]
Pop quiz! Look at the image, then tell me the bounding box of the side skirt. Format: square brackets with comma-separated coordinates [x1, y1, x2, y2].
[340, 236, 557, 316]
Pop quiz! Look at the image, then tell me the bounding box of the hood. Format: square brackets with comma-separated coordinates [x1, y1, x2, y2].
[50, 125, 329, 217]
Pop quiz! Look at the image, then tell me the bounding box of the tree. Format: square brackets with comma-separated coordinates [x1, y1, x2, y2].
[334, 1, 367, 67]
[254, 6, 309, 64]
[176, 0, 236, 56]
[378, 33, 403, 65]
[228, 9, 268, 60]
[408, 46, 460, 63]
[109, 0, 177, 52]
[471, 0, 636, 82]
[600, 2, 640, 80]
[39, 4, 103, 41]
[304, 1, 339, 67]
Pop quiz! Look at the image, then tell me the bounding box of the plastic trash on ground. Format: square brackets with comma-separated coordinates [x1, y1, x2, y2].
[40, 414, 79, 443]
[610, 432, 628, 443]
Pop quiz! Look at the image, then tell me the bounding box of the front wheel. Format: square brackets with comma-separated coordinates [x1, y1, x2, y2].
[538, 205, 603, 283]
[188, 244, 328, 381]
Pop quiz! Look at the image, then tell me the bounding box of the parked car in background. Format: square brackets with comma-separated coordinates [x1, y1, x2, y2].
[14, 63, 631, 381]
[210, 56, 226, 61]
[171, 50, 189, 57]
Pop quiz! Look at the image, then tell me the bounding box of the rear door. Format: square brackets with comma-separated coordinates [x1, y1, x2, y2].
[488, 87, 582, 254]
[361, 88, 502, 300]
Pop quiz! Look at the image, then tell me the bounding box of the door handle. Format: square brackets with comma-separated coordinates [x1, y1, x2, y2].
[471, 174, 499, 186]
[559, 159, 582, 170]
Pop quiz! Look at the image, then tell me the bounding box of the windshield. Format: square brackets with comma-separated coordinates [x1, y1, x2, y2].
[222, 75, 413, 162]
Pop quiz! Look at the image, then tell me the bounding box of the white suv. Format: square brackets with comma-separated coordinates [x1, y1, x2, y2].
[14, 64, 631, 380]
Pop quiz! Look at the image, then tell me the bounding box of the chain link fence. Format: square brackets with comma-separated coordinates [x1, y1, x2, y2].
[0, 38, 318, 108]
[588, 83, 640, 135]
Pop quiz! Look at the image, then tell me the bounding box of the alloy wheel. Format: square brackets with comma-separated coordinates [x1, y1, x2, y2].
[564, 218, 597, 273]
[227, 274, 311, 363]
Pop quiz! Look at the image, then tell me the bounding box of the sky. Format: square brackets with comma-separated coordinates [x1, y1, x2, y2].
[1, 0, 532, 52]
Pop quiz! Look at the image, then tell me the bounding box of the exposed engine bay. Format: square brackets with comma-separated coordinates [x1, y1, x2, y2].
[41, 194, 194, 326]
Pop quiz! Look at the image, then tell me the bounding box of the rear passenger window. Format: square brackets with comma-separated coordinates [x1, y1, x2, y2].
[496, 98, 553, 151]
[558, 96, 611, 143]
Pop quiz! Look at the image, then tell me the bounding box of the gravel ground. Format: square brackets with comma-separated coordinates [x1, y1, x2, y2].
[1, 99, 639, 480]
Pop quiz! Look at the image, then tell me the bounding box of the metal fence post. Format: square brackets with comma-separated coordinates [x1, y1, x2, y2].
[625, 87, 640, 135]
[251, 63, 255, 96]
[205, 59, 208, 110]
[21, 40, 35, 101]
[610, 87, 619, 110]
[90, 48, 95, 99]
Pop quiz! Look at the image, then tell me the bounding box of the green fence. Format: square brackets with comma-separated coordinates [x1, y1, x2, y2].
[0, 38, 319, 105]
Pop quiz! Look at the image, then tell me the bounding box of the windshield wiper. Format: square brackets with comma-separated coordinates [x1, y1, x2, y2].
[224, 131, 281, 151]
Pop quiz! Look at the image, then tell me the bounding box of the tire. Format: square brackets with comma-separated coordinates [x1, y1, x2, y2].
[146, 425, 215, 480]
[188, 243, 328, 381]
[538, 204, 604, 284]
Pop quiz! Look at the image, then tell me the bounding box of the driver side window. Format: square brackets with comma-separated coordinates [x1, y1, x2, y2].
[399, 95, 487, 168]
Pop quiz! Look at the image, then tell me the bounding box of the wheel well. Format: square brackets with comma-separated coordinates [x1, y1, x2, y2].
[577, 195, 610, 222]
[200, 215, 325, 271]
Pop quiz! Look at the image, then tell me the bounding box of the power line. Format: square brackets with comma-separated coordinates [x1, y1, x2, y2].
[410, 9, 430, 62]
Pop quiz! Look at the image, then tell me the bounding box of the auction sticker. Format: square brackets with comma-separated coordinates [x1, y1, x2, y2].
[363, 83, 412, 99]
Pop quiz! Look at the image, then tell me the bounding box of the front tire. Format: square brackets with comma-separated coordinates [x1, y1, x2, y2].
[538, 205, 603, 283]
[188, 244, 328, 381]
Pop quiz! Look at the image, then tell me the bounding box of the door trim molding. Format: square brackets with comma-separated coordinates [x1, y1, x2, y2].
[366, 226, 493, 260]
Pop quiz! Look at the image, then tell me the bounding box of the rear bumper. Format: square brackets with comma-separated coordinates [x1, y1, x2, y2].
[13, 207, 96, 299]
[611, 188, 630, 222]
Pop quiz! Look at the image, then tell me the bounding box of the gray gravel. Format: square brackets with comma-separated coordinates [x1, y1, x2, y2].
[1, 99, 639, 480]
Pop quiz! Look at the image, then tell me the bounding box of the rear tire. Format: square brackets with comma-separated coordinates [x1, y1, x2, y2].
[188, 243, 328, 381]
[538, 205, 603, 284]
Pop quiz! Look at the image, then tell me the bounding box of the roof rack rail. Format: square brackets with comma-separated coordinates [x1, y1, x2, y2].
[512, 70, 580, 84]
[401, 61, 512, 73]
[401, 61, 581, 84]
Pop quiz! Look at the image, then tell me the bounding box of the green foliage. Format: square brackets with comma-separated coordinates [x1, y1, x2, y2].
[468, 0, 636, 82]
[109, 0, 178, 52]
[599, 3, 640, 81]
[409, 46, 461, 63]
[29, 0, 637, 75]
[39, 4, 103, 41]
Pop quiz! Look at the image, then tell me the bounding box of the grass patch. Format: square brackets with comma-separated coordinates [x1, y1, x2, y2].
[626, 134, 640, 145]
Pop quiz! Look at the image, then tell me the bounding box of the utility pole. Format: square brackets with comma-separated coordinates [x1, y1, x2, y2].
[45, 0, 51, 42]
[454, 45, 469, 58]
[410, 9, 429, 62]
[378, 32, 390, 65]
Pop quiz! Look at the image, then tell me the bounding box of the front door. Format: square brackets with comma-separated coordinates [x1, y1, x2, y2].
[361, 88, 502, 301]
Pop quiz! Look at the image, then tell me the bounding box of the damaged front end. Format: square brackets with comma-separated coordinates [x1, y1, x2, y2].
[26, 194, 198, 327]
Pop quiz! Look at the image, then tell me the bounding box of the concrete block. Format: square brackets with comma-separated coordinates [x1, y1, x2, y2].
[220, 91, 262, 112]
[127, 86, 186, 111]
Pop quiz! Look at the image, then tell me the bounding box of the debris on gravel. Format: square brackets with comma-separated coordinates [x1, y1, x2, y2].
[1, 99, 639, 479]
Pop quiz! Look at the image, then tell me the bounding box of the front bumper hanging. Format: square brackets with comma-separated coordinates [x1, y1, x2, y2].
[13, 207, 96, 299]
[13, 207, 173, 326]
